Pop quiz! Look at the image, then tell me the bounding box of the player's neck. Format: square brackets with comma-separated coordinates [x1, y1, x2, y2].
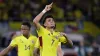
[46, 27, 54, 32]
[23, 34, 30, 39]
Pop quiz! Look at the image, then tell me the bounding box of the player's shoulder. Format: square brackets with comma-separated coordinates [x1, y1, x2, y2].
[38, 25, 47, 31]
[31, 35, 37, 38]
[30, 34, 37, 39]
[12, 35, 22, 40]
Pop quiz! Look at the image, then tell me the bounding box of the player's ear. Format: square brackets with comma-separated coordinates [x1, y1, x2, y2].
[44, 23, 47, 27]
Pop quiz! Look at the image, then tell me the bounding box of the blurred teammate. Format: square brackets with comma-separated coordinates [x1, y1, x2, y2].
[0, 21, 37, 56]
[33, 3, 73, 56]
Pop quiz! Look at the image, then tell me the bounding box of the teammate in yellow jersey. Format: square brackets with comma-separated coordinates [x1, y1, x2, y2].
[0, 21, 37, 56]
[33, 2, 73, 56]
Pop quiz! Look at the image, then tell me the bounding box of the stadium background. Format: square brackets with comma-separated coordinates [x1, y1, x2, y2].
[0, 0, 100, 56]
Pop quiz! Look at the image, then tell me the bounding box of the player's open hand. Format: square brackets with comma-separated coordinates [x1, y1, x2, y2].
[44, 2, 53, 12]
[60, 32, 67, 36]
[53, 32, 67, 39]
[59, 32, 69, 39]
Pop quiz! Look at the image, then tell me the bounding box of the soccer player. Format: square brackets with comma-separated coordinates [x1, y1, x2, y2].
[0, 21, 37, 56]
[33, 3, 73, 56]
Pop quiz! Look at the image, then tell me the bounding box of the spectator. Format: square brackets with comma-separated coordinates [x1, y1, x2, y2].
[91, 41, 100, 56]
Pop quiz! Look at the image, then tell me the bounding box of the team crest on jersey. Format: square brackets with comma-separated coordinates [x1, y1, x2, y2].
[32, 40, 34, 43]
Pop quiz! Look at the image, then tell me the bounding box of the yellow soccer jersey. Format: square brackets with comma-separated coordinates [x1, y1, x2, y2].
[10, 34, 37, 56]
[36, 26, 67, 56]
[50, 31, 67, 56]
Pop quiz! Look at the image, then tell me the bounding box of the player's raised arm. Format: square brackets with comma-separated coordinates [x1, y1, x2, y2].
[0, 45, 14, 56]
[33, 2, 53, 29]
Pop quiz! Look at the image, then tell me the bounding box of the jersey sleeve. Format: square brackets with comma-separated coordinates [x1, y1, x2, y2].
[10, 38, 17, 47]
[59, 36, 67, 44]
[36, 25, 45, 35]
[35, 38, 40, 48]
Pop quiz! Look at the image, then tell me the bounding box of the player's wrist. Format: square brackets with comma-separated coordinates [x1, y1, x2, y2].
[42, 9, 47, 14]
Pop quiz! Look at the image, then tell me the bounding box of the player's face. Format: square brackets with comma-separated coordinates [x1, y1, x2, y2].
[21, 25, 30, 35]
[44, 18, 55, 28]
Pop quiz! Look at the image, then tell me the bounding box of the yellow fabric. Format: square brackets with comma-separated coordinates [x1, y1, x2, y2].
[10, 34, 37, 56]
[35, 38, 42, 56]
[35, 26, 67, 56]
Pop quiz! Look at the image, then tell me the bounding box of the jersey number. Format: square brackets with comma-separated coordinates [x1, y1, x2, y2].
[25, 45, 30, 50]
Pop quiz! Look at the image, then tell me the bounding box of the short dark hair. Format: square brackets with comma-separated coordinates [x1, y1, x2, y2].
[22, 21, 31, 29]
[42, 15, 56, 29]
[42, 15, 54, 24]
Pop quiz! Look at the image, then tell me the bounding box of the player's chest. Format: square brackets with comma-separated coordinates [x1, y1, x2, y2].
[43, 33, 59, 45]
[18, 38, 35, 46]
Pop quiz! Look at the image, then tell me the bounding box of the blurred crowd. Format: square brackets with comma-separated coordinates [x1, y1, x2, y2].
[0, 0, 99, 22]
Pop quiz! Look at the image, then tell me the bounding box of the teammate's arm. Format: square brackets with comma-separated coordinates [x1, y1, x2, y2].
[34, 38, 40, 56]
[34, 47, 40, 56]
[60, 32, 73, 47]
[33, 2, 53, 29]
[57, 45, 63, 56]
[0, 33, 17, 56]
[0, 45, 14, 56]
